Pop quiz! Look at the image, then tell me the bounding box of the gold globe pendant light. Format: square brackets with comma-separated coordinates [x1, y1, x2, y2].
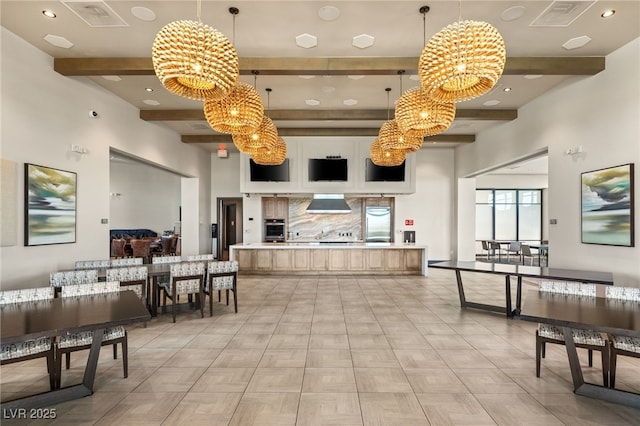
[203, 9, 263, 134]
[377, 88, 423, 153]
[370, 138, 406, 167]
[378, 119, 424, 153]
[395, 87, 456, 137]
[252, 137, 287, 165]
[152, 1, 239, 101]
[204, 81, 264, 135]
[418, 2, 505, 103]
[233, 115, 278, 154]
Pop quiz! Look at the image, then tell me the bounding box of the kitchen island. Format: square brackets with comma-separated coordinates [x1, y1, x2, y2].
[229, 242, 428, 276]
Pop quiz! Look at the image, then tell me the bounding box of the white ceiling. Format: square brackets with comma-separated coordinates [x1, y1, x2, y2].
[2, 1, 639, 152]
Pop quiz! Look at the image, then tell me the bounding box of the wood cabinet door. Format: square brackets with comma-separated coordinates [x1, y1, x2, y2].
[365, 250, 385, 270]
[385, 250, 403, 270]
[311, 250, 328, 270]
[273, 250, 292, 271]
[292, 249, 310, 270]
[236, 250, 254, 270]
[328, 249, 348, 270]
[255, 250, 273, 270]
[276, 198, 288, 219]
[404, 249, 422, 271]
[263, 199, 276, 219]
[348, 250, 365, 270]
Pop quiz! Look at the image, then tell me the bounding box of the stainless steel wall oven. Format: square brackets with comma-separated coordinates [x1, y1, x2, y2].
[264, 219, 286, 242]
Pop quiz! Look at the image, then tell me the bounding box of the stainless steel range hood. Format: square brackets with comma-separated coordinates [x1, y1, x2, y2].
[306, 194, 351, 214]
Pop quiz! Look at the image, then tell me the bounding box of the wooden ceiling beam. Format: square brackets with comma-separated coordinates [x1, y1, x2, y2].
[55, 56, 605, 76]
[140, 108, 516, 122]
[181, 132, 475, 143]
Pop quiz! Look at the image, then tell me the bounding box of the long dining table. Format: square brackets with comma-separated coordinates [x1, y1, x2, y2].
[0, 290, 150, 410]
[520, 289, 640, 408]
[429, 261, 614, 318]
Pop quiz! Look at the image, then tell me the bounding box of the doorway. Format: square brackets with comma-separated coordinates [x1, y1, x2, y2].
[217, 197, 243, 260]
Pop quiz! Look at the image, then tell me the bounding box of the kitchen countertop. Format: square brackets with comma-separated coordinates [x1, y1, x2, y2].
[230, 242, 426, 249]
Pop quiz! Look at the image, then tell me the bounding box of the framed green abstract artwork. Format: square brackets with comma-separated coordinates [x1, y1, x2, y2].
[581, 163, 634, 247]
[24, 163, 77, 246]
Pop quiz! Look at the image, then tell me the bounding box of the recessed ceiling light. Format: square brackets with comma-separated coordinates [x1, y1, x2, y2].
[524, 74, 543, 80]
[145, 87, 154, 92]
[305, 99, 320, 106]
[318, 6, 340, 21]
[348, 75, 365, 80]
[295, 33, 317, 49]
[503, 87, 512, 92]
[352, 34, 375, 49]
[483, 100, 501, 106]
[102, 75, 122, 82]
[42, 10, 57, 19]
[343, 99, 358, 106]
[601, 9, 615, 18]
[43, 34, 73, 49]
[562, 35, 592, 50]
[409, 74, 420, 81]
[131, 6, 156, 22]
[501, 6, 526, 22]
[321, 86, 335, 93]
[298, 75, 316, 80]
[143, 99, 160, 106]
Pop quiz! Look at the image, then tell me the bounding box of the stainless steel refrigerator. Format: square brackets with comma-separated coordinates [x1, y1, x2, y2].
[365, 206, 392, 242]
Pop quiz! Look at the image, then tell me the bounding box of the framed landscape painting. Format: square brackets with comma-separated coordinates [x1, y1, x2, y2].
[581, 163, 634, 247]
[24, 163, 77, 246]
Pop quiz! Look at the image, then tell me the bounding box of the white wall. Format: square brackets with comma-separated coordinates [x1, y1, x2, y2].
[210, 151, 242, 223]
[109, 160, 181, 233]
[456, 38, 640, 285]
[395, 149, 454, 261]
[476, 174, 548, 189]
[0, 28, 211, 289]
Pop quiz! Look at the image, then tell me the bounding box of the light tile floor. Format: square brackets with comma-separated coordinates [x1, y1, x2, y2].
[2, 269, 640, 425]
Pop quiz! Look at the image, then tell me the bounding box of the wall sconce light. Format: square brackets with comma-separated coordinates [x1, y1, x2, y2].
[70, 144, 88, 154]
[564, 145, 584, 156]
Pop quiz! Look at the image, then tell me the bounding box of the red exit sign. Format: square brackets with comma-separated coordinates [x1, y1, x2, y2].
[405, 219, 414, 226]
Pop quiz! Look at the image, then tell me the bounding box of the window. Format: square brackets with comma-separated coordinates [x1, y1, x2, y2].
[476, 189, 542, 243]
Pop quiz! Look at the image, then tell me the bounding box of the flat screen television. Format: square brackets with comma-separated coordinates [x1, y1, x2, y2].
[308, 158, 348, 181]
[365, 158, 405, 182]
[249, 158, 290, 182]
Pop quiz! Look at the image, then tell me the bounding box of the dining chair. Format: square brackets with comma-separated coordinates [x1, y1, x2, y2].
[480, 240, 490, 259]
[110, 257, 144, 267]
[56, 282, 128, 388]
[75, 259, 110, 269]
[0, 287, 57, 390]
[106, 266, 148, 301]
[187, 254, 215, 261]
[161, 262, 206, 323]
[206, 260, 239, 315]
[536, 281, 608, 386]
[112, 238, 127, 258]
[520, 244, 535, 266]
[129, 239, 153, 263]
[506, 241, 522, 262]
[50, 270, 99, 290]
[160, 237, 178, 256]
[489, 241, 502, 261]
[605, 286, 640, 389]
[152, 256, 183, 305]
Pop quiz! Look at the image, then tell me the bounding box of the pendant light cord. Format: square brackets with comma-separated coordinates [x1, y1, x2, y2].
[385, 88, 391, 121]
[266, 88, 272, 118]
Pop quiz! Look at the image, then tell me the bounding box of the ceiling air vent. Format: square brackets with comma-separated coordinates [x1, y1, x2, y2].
[62, 1, 128, 27]
[529, 1, 595, 27]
